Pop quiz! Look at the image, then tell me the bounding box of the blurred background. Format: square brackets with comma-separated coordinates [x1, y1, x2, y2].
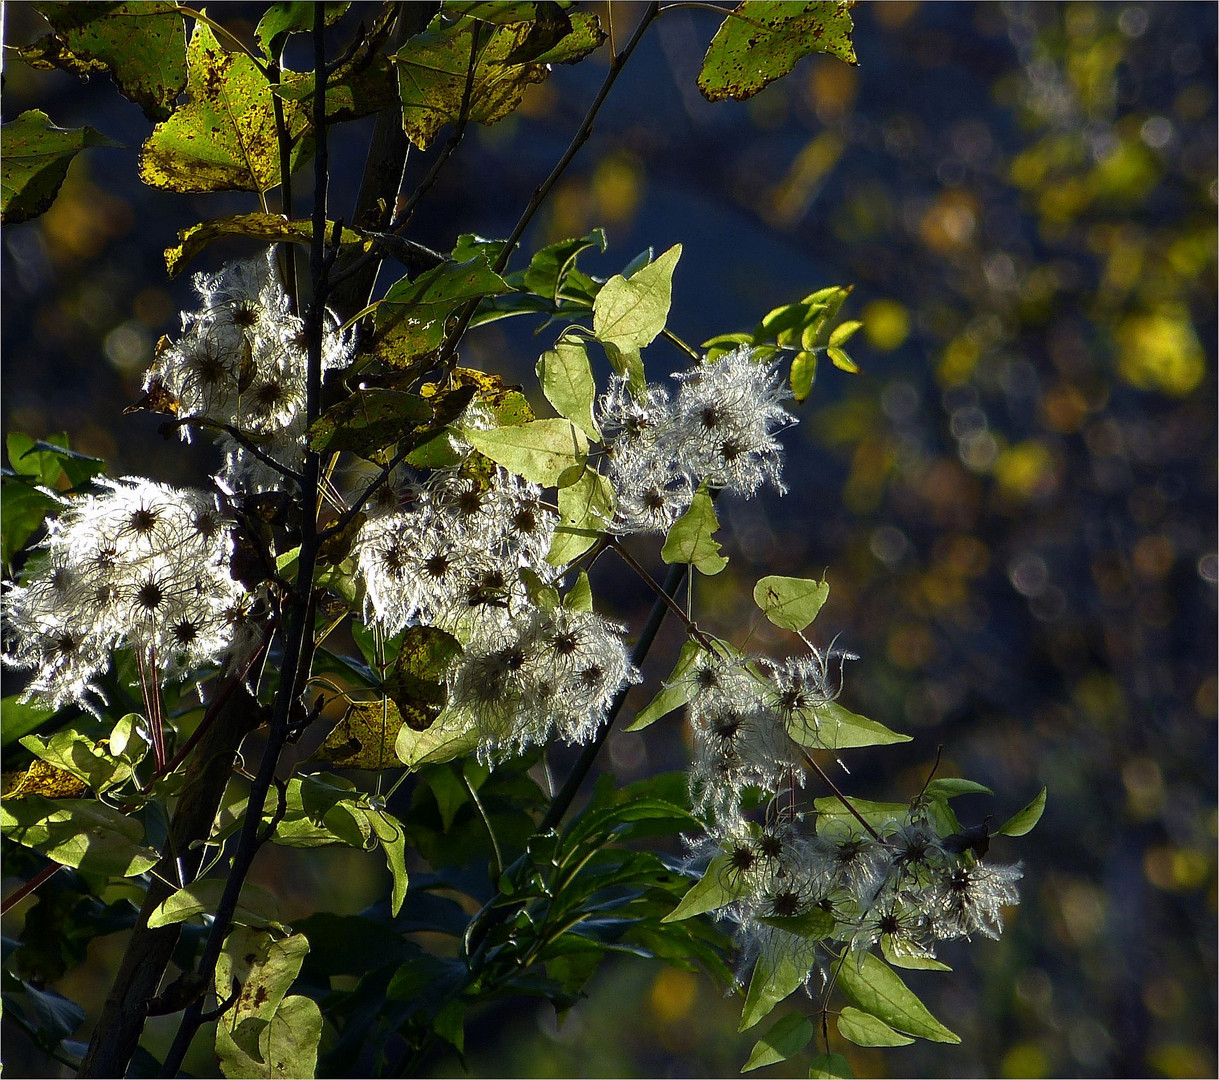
[3, 2, 1216, 1077]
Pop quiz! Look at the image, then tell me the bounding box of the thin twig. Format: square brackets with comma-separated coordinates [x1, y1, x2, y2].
[799, 748, 881, 841]
[0, 861, 62, 917]
[157, 10, 332, 1075]
[433, 2, 662, 371]
[159, 417, 306, 486]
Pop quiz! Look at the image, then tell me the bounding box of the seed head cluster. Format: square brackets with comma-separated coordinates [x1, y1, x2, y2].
[598, 346, 794, 533]
[147, 251, 353, 492]
[679, 649, 1023, 988]
[3, 479, 254, 712]
[353, 464, 637, 758]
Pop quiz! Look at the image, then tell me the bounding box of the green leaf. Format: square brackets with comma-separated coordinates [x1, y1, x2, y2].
[661, 487, 728, 576]
[256, 2, 349, 59]
[757, 908, 835, 939]
[373, 258, 510, 368]
[0, 110, 120, 224]
[997, 787, 1047, 837]
[215, 929, 321, 1080]
[663, 854, 750, 922]
[753, 574, 830, 633]
[835, 950, 960, 1044]
[464, 419, 589, 486]
[546, 466, 614, 565]
[395, 707, 480, 769]
[393, 10, 606, 150]
[20, 3, 187, 120]
[7, 432, 106, 487]
[742, 1012, 814, 1071]
[308, 389, 433, 461]
[809, 1052, 854, 1078]
[811, 796, 909, 834]
[367, 809, 409, 917]
[382, 625, 463, 735]
[837, 1005, 915, 1047]
[881, 936, 950, 972]
[625, 639, 704, 731]
[923, 778, 994, 800]
[563, 571, 593, 612]
[828, 319, 863, 347]
[789, 350, 818, 403]
[521, 229, 606, 304]
[2, 483, 58, 570]
[147, 879, 280, 929]
[740, 943, 810, 1030]
[699, 2, 856, 103]
[1, 796, 159, 877]
[537, 337, 601, 441]
[2, 696, 59, 749]
[593, 244, 681, 352]
[788, 700, 910, 750]
[139, 19, 310, 193]
[827, 346, 860, 374]
[19, 730, 132, 793]
[164, 212, 373, 277]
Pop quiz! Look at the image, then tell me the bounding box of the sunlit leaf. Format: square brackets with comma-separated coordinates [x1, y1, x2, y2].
[835, 950, 961, 1043]
[788, 700, 911, 750]
[20, 2, 187, 119]
[789, 349, 817, 402]
[147, 879, 280, 929]
[752, 574, 830, 632]
[537, 337, 601, 441]
[625, 639, 704, 731]
[255, 2, 349, 59]
[837, 1005, 914, 1047]
[593, 244, 681, 352]
[1, 796, 159, 877]
[1, 759, 87, 801]
[373, 258, 510, 368]
[699, 1, 856, 103]
[392, 10, 606, 150]
[827, 346, 860, 373]
[740, 942, 809, 1030]
[661, 486, 728, 576]
[828, 319, 863, 347]
[809, 1051, 854, 1078]
[140, 20, 310, 193]
[215, 929, 320, 1080]
[997, 787, 1047, 837]
[742, 1011, 814, 1071]
[164, 213, 373, 277]
[367, 808, 409, 916]
[663, 853, 750, 922]
[464, 419, 589, 486]
[546, 466, 614, 565]
[395, 707, 480, 769]
[0, 110, 120, 224]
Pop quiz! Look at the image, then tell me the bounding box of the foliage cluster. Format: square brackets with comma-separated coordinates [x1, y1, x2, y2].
[1, 4, 1044, 1078]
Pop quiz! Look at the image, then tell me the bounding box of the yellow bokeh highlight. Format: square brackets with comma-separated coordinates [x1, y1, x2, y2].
[1143, 846, 1213, 892]
[937, 335, 980, 387]
[648, 967, 698, 1026]
[1148, 1042, 1213, 1079]
[993, 440, 1056, 500]
[861, 299, 910, 352]
[1115, 308, 1206, 397]
[591, 152, 643, 227]
[1002, 1041, 1051, 1079]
